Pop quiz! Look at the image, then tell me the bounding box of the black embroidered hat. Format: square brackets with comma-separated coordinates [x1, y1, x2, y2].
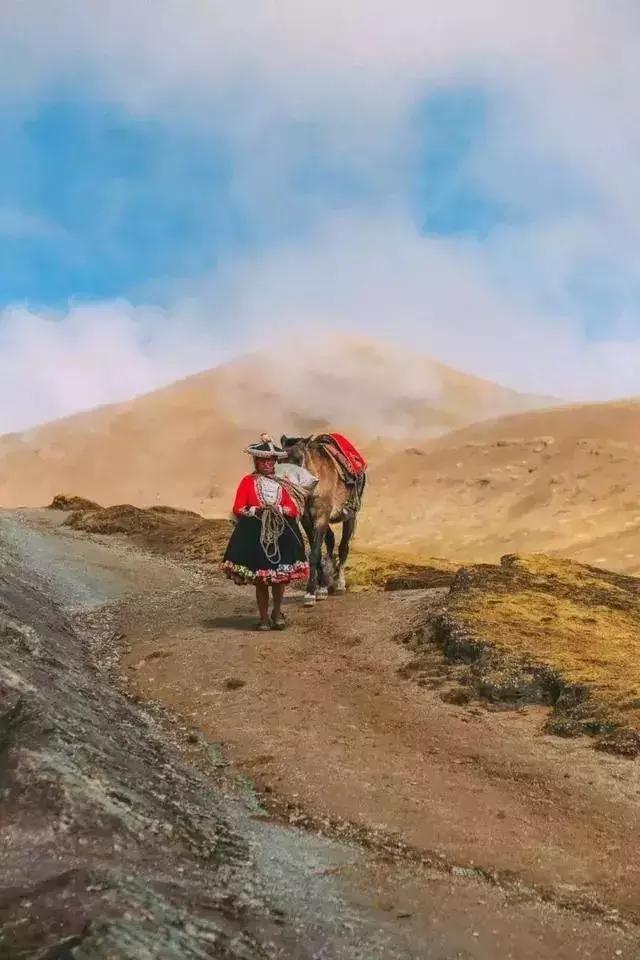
[244, 433, 287, 460]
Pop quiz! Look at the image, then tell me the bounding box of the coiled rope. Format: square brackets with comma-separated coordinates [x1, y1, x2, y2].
[259, 505, 286, 564]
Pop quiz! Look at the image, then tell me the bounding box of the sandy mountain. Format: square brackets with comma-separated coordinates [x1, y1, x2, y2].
[360, 398, 640, 574]
[3, 335, 639, 576]
[0, 337, 548, 512]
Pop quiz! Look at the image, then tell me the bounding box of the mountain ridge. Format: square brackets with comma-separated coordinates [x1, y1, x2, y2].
[0, 336, 551, 511]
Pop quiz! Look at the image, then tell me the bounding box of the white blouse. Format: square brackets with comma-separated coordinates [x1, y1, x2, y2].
[256, 475, 282, 506]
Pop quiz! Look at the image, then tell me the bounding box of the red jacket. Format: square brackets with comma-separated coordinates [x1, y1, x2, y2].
[232, 474, 300, 519]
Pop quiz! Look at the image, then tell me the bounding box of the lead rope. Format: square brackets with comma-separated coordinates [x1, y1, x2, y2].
[260, 505, 286, 564]
[276, 477, 307, 517]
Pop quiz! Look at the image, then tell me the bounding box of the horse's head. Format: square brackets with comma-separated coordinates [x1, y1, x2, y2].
[280, 435, 311, 467]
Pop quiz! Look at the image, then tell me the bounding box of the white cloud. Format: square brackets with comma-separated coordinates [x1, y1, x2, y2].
[0, 2, 624, 95]
[4, 2, 635, 255]
[213, 214, 640, 400]
[1, 1, 640, 427]
[0, 301, 225, 433]
[4, 2, 639, 166]
[5, 214, 639, 435]
[4, 2, 640, 242]
[0, 206, 67, 241]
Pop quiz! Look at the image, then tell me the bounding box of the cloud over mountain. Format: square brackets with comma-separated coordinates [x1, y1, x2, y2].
[1, 1, 640, 428]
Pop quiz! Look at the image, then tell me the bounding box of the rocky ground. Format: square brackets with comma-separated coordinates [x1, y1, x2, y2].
[1, 508, 640, 958]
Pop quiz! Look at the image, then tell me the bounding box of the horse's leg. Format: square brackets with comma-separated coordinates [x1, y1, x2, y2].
[324, 526, 336, 561]
[322, 526, 336, 595]
[303, 510, 329, 597]
[304, 518, 328, 607]
[335, 518, 355, 594]
[315, 519, 332, 600]
[302, 511, 317, 606]
[301, 510, 314, 550]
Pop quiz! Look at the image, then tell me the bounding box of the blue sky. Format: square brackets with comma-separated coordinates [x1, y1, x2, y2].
[412, 89, 512, 238]
[0, 85, 616, 327]
[1, 0, 640, 429]
[0, 89, 511, 307]
[0, 98, 248, 304]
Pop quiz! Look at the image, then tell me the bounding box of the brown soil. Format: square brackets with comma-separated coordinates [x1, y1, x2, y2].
[10, 507, 640, 957]
[120, 578, 640, 926]
[48, 500, 640, 930]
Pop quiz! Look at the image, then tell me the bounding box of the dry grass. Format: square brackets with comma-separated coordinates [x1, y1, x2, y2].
[49, 494, 101, 511]
[63, 503, 232, 563]
[348, 547, 457, 592]
[58, 497, 455, 592]
[442, 554, 640, 752]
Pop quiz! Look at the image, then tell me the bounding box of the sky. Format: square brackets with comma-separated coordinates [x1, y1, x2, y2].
[1, 1, 640, 431]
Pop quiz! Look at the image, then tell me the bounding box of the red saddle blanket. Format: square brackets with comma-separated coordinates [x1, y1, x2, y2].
[319, 433, 367, 476]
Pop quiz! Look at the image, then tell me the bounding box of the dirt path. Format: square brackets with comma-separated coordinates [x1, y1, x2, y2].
[6, 509, 640, 958]
[122, 581, 640, 907]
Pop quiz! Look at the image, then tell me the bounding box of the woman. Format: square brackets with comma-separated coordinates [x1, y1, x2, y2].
[223, 435, 309, 630]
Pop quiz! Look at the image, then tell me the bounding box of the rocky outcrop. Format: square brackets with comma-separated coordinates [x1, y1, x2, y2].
[427, 554, 640, 756]
[62, 503, 232, 564]
[48, 494, 102, 511]
[0, 548, 294, 957]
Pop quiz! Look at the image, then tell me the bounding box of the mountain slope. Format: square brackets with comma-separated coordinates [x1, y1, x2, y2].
[2, 340, 640, 573]
[0, 337, 548, 511]
[360, 399, 640, 573]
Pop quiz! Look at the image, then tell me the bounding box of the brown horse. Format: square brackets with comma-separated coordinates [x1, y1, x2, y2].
[280, 435, 365, 606]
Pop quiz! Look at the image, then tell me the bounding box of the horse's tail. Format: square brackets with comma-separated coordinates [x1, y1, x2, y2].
[349, 471, 366, 536]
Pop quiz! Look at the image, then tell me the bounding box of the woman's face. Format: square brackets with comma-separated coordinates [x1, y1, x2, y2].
[255, 456, 276, 476]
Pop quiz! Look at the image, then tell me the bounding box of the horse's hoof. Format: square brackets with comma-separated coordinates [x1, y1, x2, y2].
[316, 588, 329, 601]
[303, 594, 317, 607]
[334, 587, 347, 596]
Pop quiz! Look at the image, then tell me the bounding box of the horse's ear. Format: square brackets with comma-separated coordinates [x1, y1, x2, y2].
[280, 435, 289, 447]
[304, 435, 312, 444]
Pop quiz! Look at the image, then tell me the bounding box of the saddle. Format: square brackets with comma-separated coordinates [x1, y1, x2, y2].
[314, 433, 367, 515]
[314, 433, 366, 478]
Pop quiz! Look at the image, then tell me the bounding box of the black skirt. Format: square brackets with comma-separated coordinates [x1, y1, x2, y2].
[223, 515, 309, 585]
